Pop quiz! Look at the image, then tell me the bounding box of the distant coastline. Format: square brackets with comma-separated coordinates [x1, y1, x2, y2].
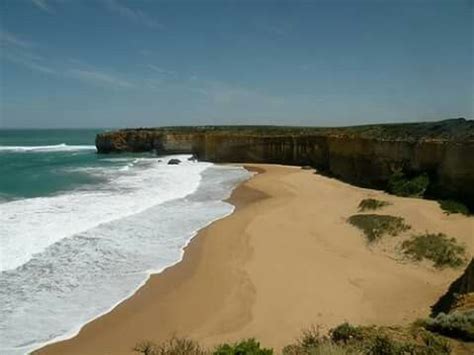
[95, 118, 474, 211]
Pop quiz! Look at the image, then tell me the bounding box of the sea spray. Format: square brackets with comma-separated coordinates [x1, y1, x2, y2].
[0, 141, 251, 354]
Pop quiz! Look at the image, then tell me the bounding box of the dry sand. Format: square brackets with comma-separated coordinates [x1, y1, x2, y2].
[38, 164, 473, 354]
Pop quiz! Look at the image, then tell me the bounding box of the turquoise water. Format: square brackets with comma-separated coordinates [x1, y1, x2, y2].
[0, 129, 251, 354]
[1, 129, 104, 199]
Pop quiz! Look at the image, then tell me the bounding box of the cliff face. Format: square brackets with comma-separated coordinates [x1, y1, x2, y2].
[96, 119, 474, 209]
[431, 259, 474, 315]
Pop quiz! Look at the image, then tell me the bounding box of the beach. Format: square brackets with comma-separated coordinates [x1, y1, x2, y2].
[38, 164, 474, 354]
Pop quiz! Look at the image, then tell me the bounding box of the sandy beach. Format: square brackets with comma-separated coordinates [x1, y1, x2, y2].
[38, 164, 473, 354]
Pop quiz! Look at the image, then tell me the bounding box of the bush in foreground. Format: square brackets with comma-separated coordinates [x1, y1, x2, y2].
[401, 233, 466, 268]
[214, 338, 273, 355]
[282, 323, 451, 355]
[358, 199, 391, 212]
[438, 200, 470, 216]
[348, 214, 410, 242]
[387, 171, 429, 198]
[134, 323, 453, 355]
[134, 338, 272, 355]
[421, 311, 474, 342]
[134, 337, 206, 355]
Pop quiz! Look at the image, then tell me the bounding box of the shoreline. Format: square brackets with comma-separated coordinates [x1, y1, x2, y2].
[37, 164, 473, 354]
[28, 163, 256, 355]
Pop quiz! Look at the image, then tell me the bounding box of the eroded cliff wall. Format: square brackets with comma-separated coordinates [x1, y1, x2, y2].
[95, 121, 474, 209]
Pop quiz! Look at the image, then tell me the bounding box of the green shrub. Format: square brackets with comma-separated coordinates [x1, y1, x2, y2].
[401, 233, 466, 268]
[330, 323, 363, 343]
[438, 200, 470, 216]
[283, 324, 451, 355]
[134, 337, 206, 355]
[422, 311, 474, 341]
[348, 214, 411, 242]
[282, 326, 360, 355]
[283, 342, 358, 355]
[387, 171, 429, 198]
[418, 331, 452, 354]
[367, 335, 404, 355]
[358, 199, 391, 212]
[214, 338, 273, 355]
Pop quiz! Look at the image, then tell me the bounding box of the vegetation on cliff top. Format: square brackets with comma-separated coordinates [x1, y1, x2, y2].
[116, 118, 473, 142]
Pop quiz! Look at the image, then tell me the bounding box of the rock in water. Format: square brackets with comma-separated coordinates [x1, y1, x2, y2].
[167, 159, 181, 165]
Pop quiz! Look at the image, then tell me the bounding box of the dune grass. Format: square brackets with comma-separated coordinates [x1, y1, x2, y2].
[348, 214, 410, 242]
[358, 198, 391, 212]
[401, 233, 466, 268]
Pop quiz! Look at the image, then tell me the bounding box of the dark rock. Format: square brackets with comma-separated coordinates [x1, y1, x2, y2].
[167, 159, 181, 165]
[301, 165, 313, 170]
[431, 258, 474, 315]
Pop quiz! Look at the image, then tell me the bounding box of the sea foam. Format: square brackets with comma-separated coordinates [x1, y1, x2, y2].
[0, 144, 97, 153]
[0, 155, 250, 354]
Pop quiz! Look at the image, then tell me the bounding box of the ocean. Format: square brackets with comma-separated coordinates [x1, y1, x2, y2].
[0, 129, 251, 354]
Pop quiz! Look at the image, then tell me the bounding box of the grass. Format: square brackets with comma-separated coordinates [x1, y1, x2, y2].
[282, 323, 451, 355]
[133, 338, 272, 355]
[347, 214, 411, 242]
[438, 200, 470, 216]
[134, 337, 206, 355]
[401, 233, 467, 268]
[358, 199, 391, 212]
[133, 323, 454, 355]
[421, 311, 474, 342]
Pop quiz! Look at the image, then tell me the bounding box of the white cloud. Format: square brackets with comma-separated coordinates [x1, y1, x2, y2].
[66, 69, 135, 88]
[2, 49, 57, 75]
[147, 64, 175, 75]
[31, 0, 54, 13]
[102, 0, 163, 29]
[0, 31, 35, 48]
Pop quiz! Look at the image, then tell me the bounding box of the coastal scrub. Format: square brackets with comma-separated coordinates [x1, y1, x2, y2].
[438, 200, 470, 216]
[401, 233, 467, 268]
[387, 171, 429, 198]
[348, 214, 410, 242]
[421, 311, 474, 341]
[358, 198, 391, 212]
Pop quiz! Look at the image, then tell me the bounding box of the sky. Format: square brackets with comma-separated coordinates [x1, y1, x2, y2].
[0, 0, 473, 129]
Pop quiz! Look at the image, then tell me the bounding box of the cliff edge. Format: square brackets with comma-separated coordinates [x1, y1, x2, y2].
[96, 118, 474, 209]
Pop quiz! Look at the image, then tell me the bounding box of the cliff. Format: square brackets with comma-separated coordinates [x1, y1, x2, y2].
[96, 118, 474, 209]
[431, 258, 474, 315]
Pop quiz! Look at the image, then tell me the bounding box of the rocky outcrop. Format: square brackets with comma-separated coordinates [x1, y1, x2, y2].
[96, 119, 474, 209]
[431, 259, 474, 315]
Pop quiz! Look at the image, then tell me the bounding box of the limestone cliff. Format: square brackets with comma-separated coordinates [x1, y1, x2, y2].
[96, 118, 474, 209]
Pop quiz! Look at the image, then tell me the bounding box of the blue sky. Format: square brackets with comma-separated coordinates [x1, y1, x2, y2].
[0, 0, 472, 128]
